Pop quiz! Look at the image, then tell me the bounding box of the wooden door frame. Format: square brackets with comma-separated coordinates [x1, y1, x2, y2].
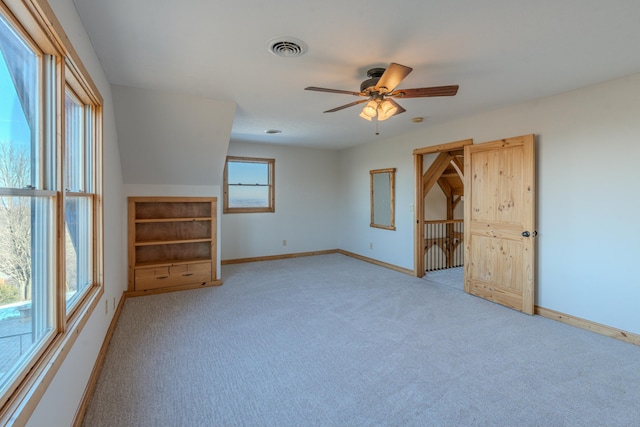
[413, 139, 473, 277]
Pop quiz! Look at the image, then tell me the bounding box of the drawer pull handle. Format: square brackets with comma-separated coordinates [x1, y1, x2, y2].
[182, 273, 194, 277]
[156, 275, 169, 279]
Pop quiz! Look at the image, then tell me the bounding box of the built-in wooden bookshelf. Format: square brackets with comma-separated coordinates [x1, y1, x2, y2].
[127, 197, 220, 296]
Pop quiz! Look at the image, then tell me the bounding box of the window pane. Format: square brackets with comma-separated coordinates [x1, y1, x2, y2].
[65, 196, 92, 308]
[225, 158, 274, 212]
[0, 14, 39, 189]
[228, 161, 268, 185]
[0, 196, 54, 393]
[228, 185, 270, 208]
[64, 91, 84, 192]
[84, 106, 94, 193]
[64, 87, 93, 309]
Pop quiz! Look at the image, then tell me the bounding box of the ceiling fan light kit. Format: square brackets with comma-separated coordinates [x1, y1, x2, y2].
[305, 63, 458, 125]
[363, 100, 378, 118]
[359, 111, 372, 121]
[377, 99, 397, 121]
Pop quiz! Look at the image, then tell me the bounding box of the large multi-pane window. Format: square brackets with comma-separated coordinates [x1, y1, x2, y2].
[0, 2, 103, 421]
[0, 10, 55, 399]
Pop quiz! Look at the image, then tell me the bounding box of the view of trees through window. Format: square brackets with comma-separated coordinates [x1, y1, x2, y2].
[0, 16, 35, 306]
[0, 148, 31, 304]
[0, 12, 51, 390]
[0, 3, 102, 416]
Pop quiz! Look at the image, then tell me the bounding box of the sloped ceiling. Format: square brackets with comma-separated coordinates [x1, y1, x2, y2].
[112, 85, 236, 185]
[74, 0, 640, 151]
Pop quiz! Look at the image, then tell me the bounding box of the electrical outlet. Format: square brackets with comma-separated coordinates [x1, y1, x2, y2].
[282, 240, 287, 246]
[370, 242, 373, 250]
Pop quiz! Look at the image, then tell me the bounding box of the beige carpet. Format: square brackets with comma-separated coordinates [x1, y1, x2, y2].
[83, 254, 640, 426]
[423, 266, 464, 291]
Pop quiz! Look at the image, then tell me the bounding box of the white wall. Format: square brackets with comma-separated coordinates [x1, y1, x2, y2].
[222, 141, 340, 261]
[338, 72, 640, 335]
[113, 86, 236, 278]
[26, 0, 126, 425]
[112, 84, 236, 186]
[337, 132, 419, 270]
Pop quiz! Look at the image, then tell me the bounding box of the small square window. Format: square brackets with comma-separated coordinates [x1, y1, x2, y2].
[223, 156, 275, 213]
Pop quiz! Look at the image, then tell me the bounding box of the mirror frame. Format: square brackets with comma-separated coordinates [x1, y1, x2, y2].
[370, 167, 396, 230]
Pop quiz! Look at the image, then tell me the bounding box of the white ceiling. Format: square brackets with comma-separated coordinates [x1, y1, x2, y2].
[72, 0, 640, 150]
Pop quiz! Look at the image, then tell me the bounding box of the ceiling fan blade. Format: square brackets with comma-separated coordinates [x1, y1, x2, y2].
[375, 63, 413, 94]
[323, 99, 368, 113]
[305, 86, 363, 96]
[390, 85, 459, 98]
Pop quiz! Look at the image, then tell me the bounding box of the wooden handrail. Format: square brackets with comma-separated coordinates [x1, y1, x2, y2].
[422, 219, 463, 225]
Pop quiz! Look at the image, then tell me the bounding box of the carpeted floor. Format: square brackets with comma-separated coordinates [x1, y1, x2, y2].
[423, 267, 464, 291]
[82, 254, 640, 426]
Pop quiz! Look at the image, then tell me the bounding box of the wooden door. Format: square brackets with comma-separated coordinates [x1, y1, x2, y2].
[463, 135, 536, 314]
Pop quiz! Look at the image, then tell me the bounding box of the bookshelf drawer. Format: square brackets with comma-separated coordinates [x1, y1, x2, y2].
[134, 263, 212, 291]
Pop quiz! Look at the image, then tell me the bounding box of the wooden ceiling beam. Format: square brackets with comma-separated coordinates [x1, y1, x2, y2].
[423, 152, 453, 195]
[413, 139, 472, 155]
[453, 195, 463, 210]
[450, 157, 464, 180]
[438, 178, 453, 198]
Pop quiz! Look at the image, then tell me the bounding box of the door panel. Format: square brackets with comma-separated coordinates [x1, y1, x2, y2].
[464, 135, 535, 314]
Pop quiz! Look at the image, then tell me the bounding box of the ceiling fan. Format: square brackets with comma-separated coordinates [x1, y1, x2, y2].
[305, 63, 458, 122]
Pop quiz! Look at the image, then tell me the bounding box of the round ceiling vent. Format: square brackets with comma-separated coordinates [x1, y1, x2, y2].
[267, 36, 308, 58]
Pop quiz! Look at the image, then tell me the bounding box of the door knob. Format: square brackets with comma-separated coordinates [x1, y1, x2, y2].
[522, 231, 530, 237]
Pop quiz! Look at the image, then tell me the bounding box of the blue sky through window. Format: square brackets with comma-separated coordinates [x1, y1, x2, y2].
[0, 45, 31, 151]
[227, 161, 268, 185]
[227, 160, 270, 207]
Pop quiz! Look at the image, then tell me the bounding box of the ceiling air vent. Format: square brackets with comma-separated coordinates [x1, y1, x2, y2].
[267, 36, 308, 58]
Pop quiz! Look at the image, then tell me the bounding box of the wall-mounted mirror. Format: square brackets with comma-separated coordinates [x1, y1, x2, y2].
[370, 168, 396, 230]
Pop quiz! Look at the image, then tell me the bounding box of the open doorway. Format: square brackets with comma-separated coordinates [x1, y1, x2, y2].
[414, 135, 537, 314]
[413, 139, 472, 280]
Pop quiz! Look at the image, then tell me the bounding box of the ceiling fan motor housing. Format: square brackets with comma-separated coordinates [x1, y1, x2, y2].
[361, 67, 386, 93]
